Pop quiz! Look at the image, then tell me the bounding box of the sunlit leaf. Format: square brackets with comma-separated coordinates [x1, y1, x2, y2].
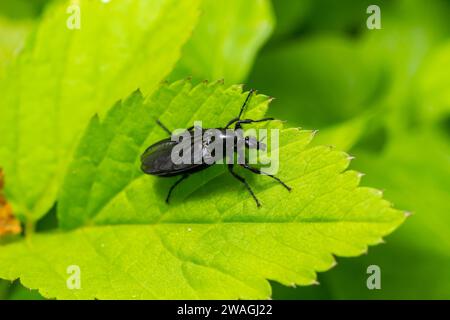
[0, 81, 405, 299]
[0, 0, 201, 223]
[170, 0, 274, 83]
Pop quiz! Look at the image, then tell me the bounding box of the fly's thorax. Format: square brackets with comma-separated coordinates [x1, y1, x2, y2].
[168, 124, 279, 173]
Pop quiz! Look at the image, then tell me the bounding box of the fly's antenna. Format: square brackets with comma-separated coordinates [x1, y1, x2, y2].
[238, 89, 255, 120]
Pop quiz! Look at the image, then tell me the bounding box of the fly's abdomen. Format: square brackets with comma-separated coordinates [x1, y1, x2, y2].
[140, 139, 178, 175]
[140, 138, 208, 176]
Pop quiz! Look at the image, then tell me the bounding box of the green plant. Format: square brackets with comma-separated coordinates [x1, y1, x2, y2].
[0, 80, 405, 299]
[0, 0, 409, 299]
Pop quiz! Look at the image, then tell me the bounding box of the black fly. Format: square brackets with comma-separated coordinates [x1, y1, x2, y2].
[140, 90, 291, 207]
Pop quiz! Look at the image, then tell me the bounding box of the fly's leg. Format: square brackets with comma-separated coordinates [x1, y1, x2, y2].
[166, 174, 189, 204]
[225, 89, 256, 128]
[234, 117, 274, 130]
[240, 163, 291, 191]
[227, 117, 274, 130]
[228, 164, 261, 207]
[225, 117, 240, 129]
[156, 119, 172, 135]
[237, 89, 255, 119]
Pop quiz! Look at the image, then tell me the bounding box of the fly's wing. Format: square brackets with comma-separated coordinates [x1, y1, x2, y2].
[140, 138, 206, 176]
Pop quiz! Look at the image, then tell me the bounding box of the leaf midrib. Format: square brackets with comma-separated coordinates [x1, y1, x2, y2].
[81, 87, 270, 226]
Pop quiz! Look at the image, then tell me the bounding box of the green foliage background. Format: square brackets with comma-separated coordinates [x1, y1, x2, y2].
[0, 0, 449, 299]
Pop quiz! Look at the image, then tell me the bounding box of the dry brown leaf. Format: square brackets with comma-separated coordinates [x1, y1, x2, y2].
[0, 169, 21, 236]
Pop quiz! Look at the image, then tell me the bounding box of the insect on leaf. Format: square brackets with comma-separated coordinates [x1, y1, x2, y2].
[0, 0, 201, 223]
[0, 81, 406, 299]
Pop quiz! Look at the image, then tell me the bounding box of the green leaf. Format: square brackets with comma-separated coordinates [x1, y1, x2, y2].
[0, 279, 9, 300]
[0, 0, 201, 223]
[0, 279, 44, 300]
[0, 81, 405, 299]
[169, 0, 274, 83]
[306, 130, 450, 299]
[280, 128, 450, 300]
[0, 16, 33, 79]
[354, 131, 450, 256]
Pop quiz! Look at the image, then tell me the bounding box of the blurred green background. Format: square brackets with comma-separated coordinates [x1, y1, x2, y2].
[0, 0, 449, 299]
